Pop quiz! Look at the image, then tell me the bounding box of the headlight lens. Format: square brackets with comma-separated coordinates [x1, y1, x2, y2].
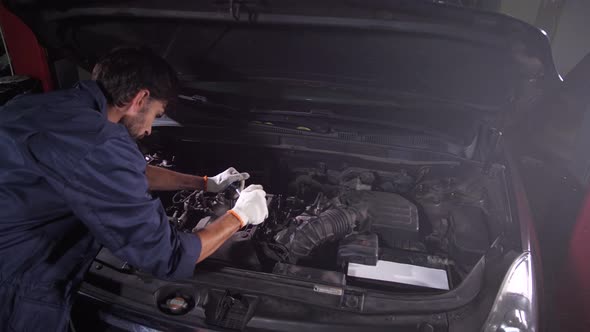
[482, 252, 537, 332]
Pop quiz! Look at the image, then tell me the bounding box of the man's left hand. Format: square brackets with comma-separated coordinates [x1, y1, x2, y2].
[205, 167, 250, 193]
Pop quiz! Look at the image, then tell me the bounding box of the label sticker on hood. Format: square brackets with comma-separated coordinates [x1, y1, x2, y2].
[313, 285, 343, 296]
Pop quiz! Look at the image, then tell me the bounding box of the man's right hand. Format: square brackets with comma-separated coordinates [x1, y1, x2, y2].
[194, 184, 268, 263]
[228, 185, 268, 227]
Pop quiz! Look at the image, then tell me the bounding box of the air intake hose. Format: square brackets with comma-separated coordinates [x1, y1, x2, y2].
[287, 208, 359, 261]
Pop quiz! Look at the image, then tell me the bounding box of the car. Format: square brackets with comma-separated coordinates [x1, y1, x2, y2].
[3, 1, 562, 331]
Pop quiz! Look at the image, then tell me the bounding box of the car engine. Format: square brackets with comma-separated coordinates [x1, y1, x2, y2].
[150, 151, 494, 290]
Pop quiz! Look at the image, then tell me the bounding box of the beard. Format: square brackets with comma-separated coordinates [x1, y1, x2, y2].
[121, 106, 149, 140]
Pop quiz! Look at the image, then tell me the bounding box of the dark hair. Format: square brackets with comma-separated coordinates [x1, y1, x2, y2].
[91, 47, 178, 107]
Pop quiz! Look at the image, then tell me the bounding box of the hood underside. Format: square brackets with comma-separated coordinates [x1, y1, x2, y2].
[4, 0, 561, 143]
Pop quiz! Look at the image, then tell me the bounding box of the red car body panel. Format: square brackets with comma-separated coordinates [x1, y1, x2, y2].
[0, 4, 53, 91]
[557, 189, 590, 330]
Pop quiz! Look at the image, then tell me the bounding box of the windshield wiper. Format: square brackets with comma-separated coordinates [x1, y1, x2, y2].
[178, 94, 241, 111]
[176, 91, 477, 145]
[182, 81, 503, 113]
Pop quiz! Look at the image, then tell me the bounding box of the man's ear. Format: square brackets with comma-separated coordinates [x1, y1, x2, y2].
[126, 89, 151, 115]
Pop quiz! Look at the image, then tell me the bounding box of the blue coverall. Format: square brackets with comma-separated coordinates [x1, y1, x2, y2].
[0, 81, 201, 331]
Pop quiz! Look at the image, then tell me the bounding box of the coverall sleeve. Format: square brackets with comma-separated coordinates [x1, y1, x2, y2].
[61, 136, 201, 279]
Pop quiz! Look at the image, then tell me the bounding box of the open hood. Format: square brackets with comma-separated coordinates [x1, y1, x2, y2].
[4, 0, 561, 146]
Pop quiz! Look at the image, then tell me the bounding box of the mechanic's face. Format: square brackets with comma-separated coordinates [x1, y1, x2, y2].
[121, 99, 166, 140]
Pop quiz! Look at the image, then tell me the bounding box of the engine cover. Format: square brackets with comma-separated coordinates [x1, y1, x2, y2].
[341, 191, 419, 247]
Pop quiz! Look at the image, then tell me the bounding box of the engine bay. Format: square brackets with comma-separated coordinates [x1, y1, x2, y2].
[146, 143, 502, 292]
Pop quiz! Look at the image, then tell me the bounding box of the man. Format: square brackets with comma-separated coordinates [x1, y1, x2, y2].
[0, 47, 268, 331]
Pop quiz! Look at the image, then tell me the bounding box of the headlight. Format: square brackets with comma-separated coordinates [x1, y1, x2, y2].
[482, 252, 537, 332]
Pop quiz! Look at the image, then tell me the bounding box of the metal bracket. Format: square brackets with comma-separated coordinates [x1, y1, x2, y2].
[483, 128, 503, 174]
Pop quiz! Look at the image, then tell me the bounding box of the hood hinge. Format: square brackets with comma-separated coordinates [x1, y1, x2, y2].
[483, 128, 503, 174]
[228, 0, 262, 22]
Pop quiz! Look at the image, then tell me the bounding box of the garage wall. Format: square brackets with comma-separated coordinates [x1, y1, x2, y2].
[550, 0, 590, 75]
[500, 0, 542, 24]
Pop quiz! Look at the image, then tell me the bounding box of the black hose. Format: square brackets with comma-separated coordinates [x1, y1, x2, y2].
[289, 208, 358, 260]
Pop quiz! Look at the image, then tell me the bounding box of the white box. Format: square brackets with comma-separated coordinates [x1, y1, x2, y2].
[347, 260, 450, 290]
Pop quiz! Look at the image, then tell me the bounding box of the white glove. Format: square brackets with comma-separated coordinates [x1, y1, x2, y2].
[205, 167, 250, 193]
[229, 185, 268, 227]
